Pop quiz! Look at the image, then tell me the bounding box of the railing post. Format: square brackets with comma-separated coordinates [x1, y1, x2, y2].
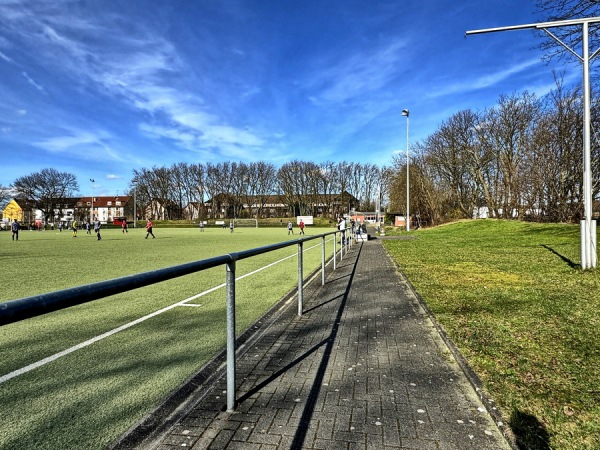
[226, 260, 236, 412]
[333, 232, 337, 270]
[321, 236, 326, 286]
[297, 241, 303, 316]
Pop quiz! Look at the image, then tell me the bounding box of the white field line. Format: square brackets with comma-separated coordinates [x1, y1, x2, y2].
[0, 239, 330, 385]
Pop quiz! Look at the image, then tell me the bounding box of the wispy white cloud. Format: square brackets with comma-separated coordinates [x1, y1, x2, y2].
[0, 1, 263, 160]
[0, 50, 11, 62]
[428, 58, 541, 98]
[22, 71, 44, 92]
[307, 39, 408, 105]
[33, 127, 126, 163]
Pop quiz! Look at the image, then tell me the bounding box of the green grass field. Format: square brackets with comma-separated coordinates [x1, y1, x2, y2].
[382, 220, 600, 450]
[0, 225, 336, 450]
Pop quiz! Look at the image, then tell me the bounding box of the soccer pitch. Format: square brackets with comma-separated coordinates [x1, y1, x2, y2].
[0, 226, 337, 450]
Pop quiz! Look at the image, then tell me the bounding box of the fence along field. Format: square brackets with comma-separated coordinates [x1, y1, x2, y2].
[0, 226, 336, 450]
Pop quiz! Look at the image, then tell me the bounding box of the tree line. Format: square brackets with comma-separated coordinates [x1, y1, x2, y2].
[131, 161, 385, 220]
[388, 81, 600, 226]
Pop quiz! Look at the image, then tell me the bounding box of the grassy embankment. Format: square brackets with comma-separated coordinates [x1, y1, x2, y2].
[382, 220, 599, 450]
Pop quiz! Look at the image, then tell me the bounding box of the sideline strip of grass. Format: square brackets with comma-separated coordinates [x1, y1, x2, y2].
[0, 226, 336, 450]
[382, 220, 599, 450]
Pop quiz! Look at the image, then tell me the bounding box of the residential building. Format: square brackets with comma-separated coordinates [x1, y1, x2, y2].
[77, 196, 130, 223]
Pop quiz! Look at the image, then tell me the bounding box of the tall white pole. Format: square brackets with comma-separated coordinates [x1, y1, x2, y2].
[133, 181, 137, 228]
[402, 109, 410, 231]
[376, 183, 380, 226]
[582, 22, 594, 269]
[90, 179, 95, 224]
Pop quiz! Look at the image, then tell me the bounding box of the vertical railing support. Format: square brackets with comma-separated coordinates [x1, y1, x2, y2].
[321, 236, 326, 286]
[333, 233, 337, 270]
[297, 241, 303, 316]
[226, 259, 236, 412]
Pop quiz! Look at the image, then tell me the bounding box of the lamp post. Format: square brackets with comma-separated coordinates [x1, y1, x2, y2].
[90, 179, 95, 224]
[133, 183, 137, 228]
[401, 109, 410, 231]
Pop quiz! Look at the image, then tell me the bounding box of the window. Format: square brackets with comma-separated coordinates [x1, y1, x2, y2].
[107, 201, 112, 206]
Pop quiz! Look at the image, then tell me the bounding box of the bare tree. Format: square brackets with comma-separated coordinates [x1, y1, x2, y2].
[390, 143, 445, 227]
[535, 1, 600, 62]
[0, 186, 11, 205]
[246, 162, 277, 218]
[277, 160, 321, 217]
[478, 92, 539, 218]
[12, 168, 79, 223]
[425, 114, 480, 219]
[204, 162, 237, 218]
[187, 163, 207, 219]
[528, 80, 584, 221]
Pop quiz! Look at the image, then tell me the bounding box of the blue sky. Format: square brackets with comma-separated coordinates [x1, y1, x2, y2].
[0, 0, 582, 197]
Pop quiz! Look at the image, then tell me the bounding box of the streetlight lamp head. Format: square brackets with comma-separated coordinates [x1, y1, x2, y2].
[401, 109, 409, 117]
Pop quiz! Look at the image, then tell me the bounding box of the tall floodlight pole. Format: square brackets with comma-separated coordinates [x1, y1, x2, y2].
[376, 183, 380, 226]
[467, 17, 600, 269]
[90, 179, 95, 224]
[402, 109, 410, 231]
[132, 180, 137, 228]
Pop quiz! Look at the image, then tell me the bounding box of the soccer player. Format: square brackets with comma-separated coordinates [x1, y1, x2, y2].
[145, 219, 155, 239]
[11, 219, 19, 241]
[94, 219, 102, 240]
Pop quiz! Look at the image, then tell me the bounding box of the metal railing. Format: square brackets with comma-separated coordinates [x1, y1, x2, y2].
[0, 229, 353, 411]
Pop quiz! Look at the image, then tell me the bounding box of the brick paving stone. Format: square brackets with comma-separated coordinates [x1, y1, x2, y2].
[119, 239, 513, 450]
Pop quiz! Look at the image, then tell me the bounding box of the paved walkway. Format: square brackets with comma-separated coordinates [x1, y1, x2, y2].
[120, 239, 513, 450]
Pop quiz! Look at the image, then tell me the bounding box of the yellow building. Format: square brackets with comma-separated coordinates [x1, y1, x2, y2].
[2, 199, 24, 222]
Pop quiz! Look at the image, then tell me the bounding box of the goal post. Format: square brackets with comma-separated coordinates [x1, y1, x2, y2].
[233, 218, 258, 228]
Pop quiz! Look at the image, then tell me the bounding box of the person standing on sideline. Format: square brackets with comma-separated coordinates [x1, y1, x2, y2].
[299, 219, 305, 235]
[122, 220, 128, 234]
[229, 221, 234, 233]
[145, 219, 155, 239]
[11, 219, 19, 241]
[72, 220, 78, 237]
[94, 218, 102, 240]
[199, 221, 204, 232]
[86, 221, 91, 234]
[338, 216, 346, 245]
[287, 220, 293, 235]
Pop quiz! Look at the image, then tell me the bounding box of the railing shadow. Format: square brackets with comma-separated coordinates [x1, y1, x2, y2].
[541, 244, 579, 269]
[289, 245, 360, 449]
[235, 244, 362, 449]
[302, 293, 344, 314]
